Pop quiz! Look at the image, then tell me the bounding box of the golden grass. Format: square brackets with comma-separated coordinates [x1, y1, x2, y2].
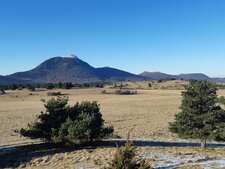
[1, 81, 225, 146]
[0, 87, 180, 146]
[1, 81, 225, 169]
[14, 146, 225, 169]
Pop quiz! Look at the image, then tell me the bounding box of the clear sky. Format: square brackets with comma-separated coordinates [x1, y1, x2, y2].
[1, 0, 225, 77]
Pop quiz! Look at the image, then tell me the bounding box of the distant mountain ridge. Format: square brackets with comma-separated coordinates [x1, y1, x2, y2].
[1, 56, 146, 84]
[139, 71, 210, 81]
[139, 71, 225, 82]
[0, 56, 225, 85]
[140, 71, 175, 80]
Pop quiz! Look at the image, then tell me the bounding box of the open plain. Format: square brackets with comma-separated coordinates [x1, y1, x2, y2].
[1, 81, 225, 168]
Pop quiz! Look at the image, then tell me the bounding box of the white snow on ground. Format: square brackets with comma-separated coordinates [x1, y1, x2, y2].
[1, 139, 225, 169]
[142, 153, 225, 169]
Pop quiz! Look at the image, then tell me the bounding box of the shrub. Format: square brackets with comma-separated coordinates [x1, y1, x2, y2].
[115, 90, 137, 95]
[0, 89, 5, 95]
[102, 90, 137, 95]
[26, 84, 35, 91]
[157, 79, 164, 83]
[101, 90, 106, 94]
[20, 97, 113, 144]
[47, 91, 62, 96]
[106, 140, 151, 169]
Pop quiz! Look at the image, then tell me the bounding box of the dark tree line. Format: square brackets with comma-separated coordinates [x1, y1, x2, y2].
[0, 82, 106, 91]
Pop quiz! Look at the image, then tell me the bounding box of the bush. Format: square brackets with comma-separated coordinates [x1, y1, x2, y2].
[20, 97, 113, 144]
[0, 89, 5, 95]
[47, 91, 62, 96]
[115, 90, 137, 95]
[26, 84, 35, 91]
[106, 140, 151, 169]
[101, 90, 106, 94]
[101, 90, 137, 95]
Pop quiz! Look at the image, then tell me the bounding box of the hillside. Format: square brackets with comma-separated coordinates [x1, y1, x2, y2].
[139, 72, 213, 81]
[176, 73, 210, 80]
[0, 56, 225, 85]
[9, 56, 99, 83]
[96, 67, 147, 81]
[139, 71, 175, 80]
[3, 56, 146, 84]
[0, 75, 28, 85]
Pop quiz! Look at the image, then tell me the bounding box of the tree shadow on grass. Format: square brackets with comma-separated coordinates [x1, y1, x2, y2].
[1, 139, 225, 168]
[0, 142, 91, 168]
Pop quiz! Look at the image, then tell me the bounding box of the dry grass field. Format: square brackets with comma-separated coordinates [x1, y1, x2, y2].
[1, 80, 225, 168]
[0, 81, 186, 146]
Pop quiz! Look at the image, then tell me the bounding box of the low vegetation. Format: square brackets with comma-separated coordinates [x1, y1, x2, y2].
[47, 91, 62, 96]
[20, 96, 113, 145]
[157, 78, 176, 83]
[0, 88, 5, 95]
[106, 140, 151, 169]
[102, 90, 137, 95]
[0, 82, 106, 91]
[115, 90, 137, 95]
[3, 80, 225, 168]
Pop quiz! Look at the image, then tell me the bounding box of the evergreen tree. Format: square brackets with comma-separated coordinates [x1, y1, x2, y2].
[26, 84, 35, 91]
[106, 139, 151, 169]
[46, 83, 54, 89]
[170, 80, 225, 148]
[62, 82, 73, 89]
[58, 82, 63, 89]
[20, 97, 113, 144]
[11, 84, 19, 90]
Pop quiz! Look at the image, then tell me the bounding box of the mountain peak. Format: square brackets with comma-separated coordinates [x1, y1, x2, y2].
[7, 55, 146, 84]
[64, 54, 79, 59]
[3, 56, 224, 85]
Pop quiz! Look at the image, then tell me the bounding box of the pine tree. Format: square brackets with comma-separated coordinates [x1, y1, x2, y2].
[20, 97, 113, 144]
[106, 139, 151, 169]
[169, 80, 225, 148]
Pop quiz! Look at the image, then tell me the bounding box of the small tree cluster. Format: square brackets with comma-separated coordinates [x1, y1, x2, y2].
[115, 90, 137, 95]
[106, 140, 151, 169]
[47, 91, 62, 96]
[113, 83, 127, 89]
[157, 78, 176, 83]
[26, 84, 35, 91]
[0, 84, 36, 91]
[170, 80, 225, 148]
[20, 97, 113, 144]
[57, 82, 73, 89]
[102, 90, 137, 95]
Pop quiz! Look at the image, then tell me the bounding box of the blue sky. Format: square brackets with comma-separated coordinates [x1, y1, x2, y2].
[1, 0, 225, 77]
